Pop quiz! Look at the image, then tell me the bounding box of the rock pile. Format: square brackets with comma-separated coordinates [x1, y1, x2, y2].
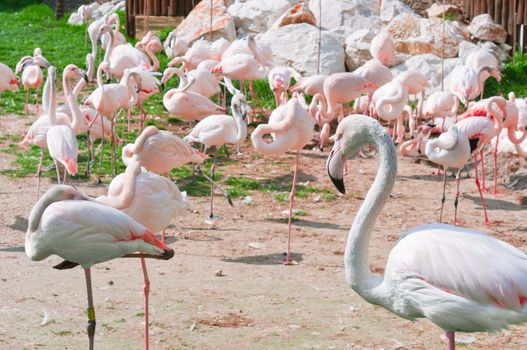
[68, 0, 125, 26]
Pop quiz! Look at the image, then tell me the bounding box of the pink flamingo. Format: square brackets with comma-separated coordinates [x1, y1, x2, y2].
[447, 65, 501, 105]
[289, 74, 327, 96]
[465, 47, 499, 98]
[122, 125, 207, 174]
[169, 39, 217, 72]
[184, 91, 249, 220]
[128, 67, 160, 130]
[0, 62, 19, 119]
[372, 79, 409, 143]
[26, 184, 173, 350]
[221, 35, 273, 68]
[163, 30, 188, 59]
[421, 91, 459, 128]
[454, 96, 505, 224]
[161, 66, 220, 98]
[162, 76, 225, 123]
[327, 115, 527, 350]
[15, 49, 50, 114]
[268, 66, 301, 106]
[84, 62, 142, 176]
[309, 73, 374, 125]
[353, 58, 393, 113]
[395, 70, 428, 119]
[251, 96, 315, 264]
[369, 32, 396, 67]
[96, 159, 189, 349]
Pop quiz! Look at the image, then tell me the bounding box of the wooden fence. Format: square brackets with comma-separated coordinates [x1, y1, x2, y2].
[125, 0, 199, 37]
[463, 0, 527, 51]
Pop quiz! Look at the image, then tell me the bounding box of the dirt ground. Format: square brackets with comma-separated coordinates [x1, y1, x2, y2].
[2, 114, 527, 350]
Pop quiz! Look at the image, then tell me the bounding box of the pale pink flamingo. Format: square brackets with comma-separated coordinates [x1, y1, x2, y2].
[162, 76, 225, 123]
[369, 32, 396, 67]
[251, 96, 315, 264]
[309, 73, 374, 125]
[128, 67, 160, 130]
[492, 96, 527, 157]
[465, 47, 499, 98]
[96, 159, 189, 349]
[122, 125, 207, 174]
[163, 30, 188, 59]
[454, 96, 505, 224]
[0, 62, 19, 119]
[424, 125, 471, 223]
[221, 35, 273, 68]
[16, 49, 50, 114]
[46, 64, 91, 183]
[395, 70, 428, 119]
[327, 114, 527, 350]
[319, 123, 331, 150]
[447, 65, 501, 105]
[161, 67, 220, 98]
[372, 79, 409, 143]
[353, 59, 394, 115]
[184, 91, 249, 219]
[84, 62, 142, 176]
[421, 91, 459, 128]
[169, 39, 217, 72]
[268, 66, 301, 106]
[26, 184, 173, 350]
[289, 74, 327, 96]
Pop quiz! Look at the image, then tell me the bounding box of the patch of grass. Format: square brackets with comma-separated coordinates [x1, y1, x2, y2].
[485, 52, 527, 98]
[134, 311, 145, 317]
[52, 330, 73, 337]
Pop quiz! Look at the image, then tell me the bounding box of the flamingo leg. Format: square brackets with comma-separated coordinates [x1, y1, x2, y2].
[96, 114, 105, 183]
[140, 257, 150, 350]
[84, 268, 96, 350]
[439, 167, 447, 222]
[86, 130, 91, 177]
[473, 154, 490, 225]
[110, 117, 117, 177]
[284, 151, 299, 265]
[25, 89, 29, 115]
[479, 149, 486, 191]
[36, 150, 43, 200]
[454, 169, 462, 225]
[209, 149, 218, 220]
[493, 138, 500, 195]
[35, 92, 39, 115]
[54, 159, 61, 184]
[63, 169, 67, 184]
[446, 331, 455, 350]
[139, 102, 146, 132]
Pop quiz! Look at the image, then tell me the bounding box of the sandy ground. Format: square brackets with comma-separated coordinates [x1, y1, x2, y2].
[1, 114, 527, 350]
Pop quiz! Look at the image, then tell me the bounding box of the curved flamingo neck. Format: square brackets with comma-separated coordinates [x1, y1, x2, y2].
[309, 93, 330, 125]
[144, 43, 159, 72]
[63, 73, 84, 132]
[127, 126, 159, 155]
[123, 72, 139, 107]
[232, 101, 248, 143]
[104, 159, 140, 209]
[345, 121, 396, 303]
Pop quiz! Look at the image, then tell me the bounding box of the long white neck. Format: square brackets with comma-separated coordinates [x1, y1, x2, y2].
[345, 124, 397, 304]
[123, 73, 139, 106]
[144, 43, 159, 72]
[48, 72, 57, 125]
[233, 104, 247, 143]
[63, 74, 84, 133]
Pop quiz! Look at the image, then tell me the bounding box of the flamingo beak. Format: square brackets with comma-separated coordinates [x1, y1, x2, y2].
[327, 138, 346, 194]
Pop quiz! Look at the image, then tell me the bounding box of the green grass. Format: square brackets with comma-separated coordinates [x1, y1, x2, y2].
[485, 52, 527, 99]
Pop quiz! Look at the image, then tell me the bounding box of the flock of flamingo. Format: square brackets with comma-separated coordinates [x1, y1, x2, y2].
[2, 11, 527, 350]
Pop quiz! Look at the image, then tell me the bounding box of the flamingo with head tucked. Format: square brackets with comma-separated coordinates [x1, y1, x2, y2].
[327, 114, 527, 350]
[16, 49, 50, 114]
[369, 32, 396, 67]
[26, 184, 174, 350]
[0, 62, 19, 120]
[268, 66, 301, 106]
[251, 95, 315, 264]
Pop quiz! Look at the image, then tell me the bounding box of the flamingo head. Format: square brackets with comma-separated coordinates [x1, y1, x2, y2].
[64, 64, 88, 83]
[107, 13, 119, 25]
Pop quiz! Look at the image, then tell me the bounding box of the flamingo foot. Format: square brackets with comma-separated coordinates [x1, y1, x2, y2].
[281, 252, 298, 265]
[450, 219, 466, 226]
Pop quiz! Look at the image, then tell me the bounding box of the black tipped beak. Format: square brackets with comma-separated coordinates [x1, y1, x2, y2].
[161, 249, 175, 260]
[326, 140, 346, 194]
[83, 73, 89, 83]
[106, 78, 111, 84]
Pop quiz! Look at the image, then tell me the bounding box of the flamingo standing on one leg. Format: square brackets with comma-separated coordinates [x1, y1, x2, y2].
[327, 114, 527, 350]
[251, 95, 315, 264]
[96, 159, 189, 349]
[184, 90, 249, 220]
[25, 184, 174, 350]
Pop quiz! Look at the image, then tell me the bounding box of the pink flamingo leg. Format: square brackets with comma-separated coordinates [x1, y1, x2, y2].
[473, 154, 490, 225]
[25, 89, 29, 115]
[479, 149, 487, 191]
[446, 331, 455, 350]
[492, 138, 502, 195]
[140, 257, 150, 350]
[284, 151, 299, 265]
[35, 92, 39, 115]
[127, 107, 132, 132]
[454, 169, 462, 226]
[84, 268, 96, 350]
[439, 167, 447, 222]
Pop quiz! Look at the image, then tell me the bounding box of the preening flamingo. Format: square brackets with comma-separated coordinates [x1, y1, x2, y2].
[327, 114, 527, 350]
[372, 79, 409, 143]
[369, 32, 396, 67]
[163, 30, 188, 59]
[289, 74, 327, 96]
[184, 90, 249, 220]
[96, 159, 189, 349]
[268, 66, 301, 106]
[421, 91, 459, 128]
[310, 73, 374, 125]
[161, 66, 220, 98]
[251, 95, 315, 264]
[162, 76, 225, 122]
[169, 39, 216, 72]
[15, 50, 50, 114]
[447, 65, 501, 105]
[26, 185, 173, 350]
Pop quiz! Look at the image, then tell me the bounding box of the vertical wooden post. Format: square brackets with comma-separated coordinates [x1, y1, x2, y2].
[488, 0, 494, 18]
[169, 0, 176, 16]
[496, 0, 502, 25]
